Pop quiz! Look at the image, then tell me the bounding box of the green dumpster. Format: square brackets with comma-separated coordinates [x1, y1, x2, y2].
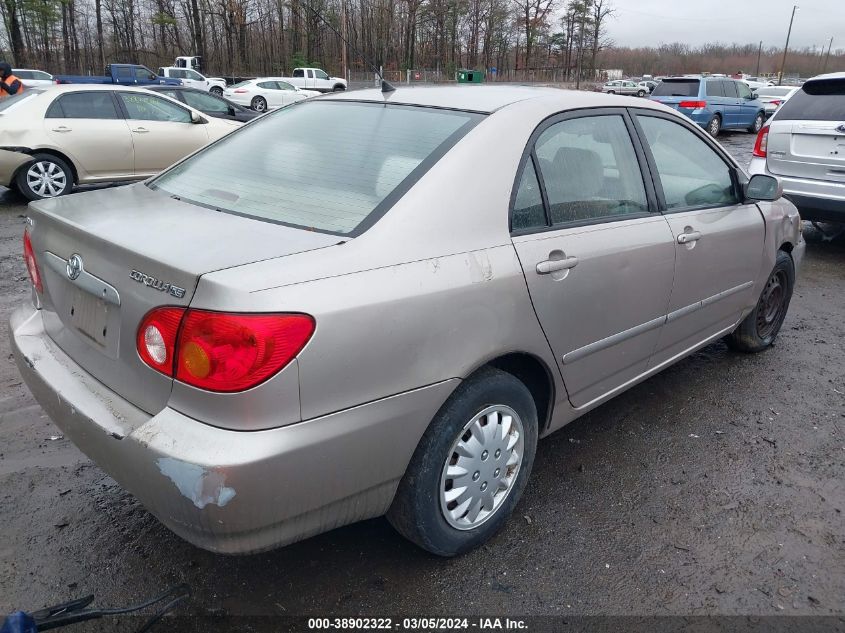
[457, 69, 485, 83]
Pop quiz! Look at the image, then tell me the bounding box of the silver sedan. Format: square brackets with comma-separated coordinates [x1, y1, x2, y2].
[11, 86, 804, 557]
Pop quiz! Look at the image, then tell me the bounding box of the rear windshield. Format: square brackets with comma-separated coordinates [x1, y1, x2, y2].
[151, 101, 482, 235]
[776, 79, 845, 121]
[651, 79, 700, 97]
[0, 89, 43, 112]
[229, 80, 251, 89]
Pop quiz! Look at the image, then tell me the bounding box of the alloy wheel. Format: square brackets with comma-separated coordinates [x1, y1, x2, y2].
[26, 161, 67, 198]
[439, 405, 525, 530]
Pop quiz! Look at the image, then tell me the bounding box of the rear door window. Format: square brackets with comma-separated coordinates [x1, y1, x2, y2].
[776, 79, 845, 120]
[46, 92, 120, 119]
[651, 80, 700, 97]
[151, 101, 482, 235]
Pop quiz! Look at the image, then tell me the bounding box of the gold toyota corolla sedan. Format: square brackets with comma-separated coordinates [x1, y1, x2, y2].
[11, 86, 804, 556]
[0, 84, 241, 200]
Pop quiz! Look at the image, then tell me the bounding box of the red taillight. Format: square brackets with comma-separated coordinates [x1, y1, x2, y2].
[137, 307, 185, 376]
[137, 308, 314, 392]
[233, 89, 249, 93]
[23, 230, 43, 293]
[771, 100, 783, 106]
[753, 126, 769, 158]
[679, 100, 707, 109]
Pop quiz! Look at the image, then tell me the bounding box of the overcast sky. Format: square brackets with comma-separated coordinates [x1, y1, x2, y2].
[602, 0, 840, 51]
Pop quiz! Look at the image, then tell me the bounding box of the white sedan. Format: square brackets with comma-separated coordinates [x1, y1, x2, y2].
[223, 78, 320, 112]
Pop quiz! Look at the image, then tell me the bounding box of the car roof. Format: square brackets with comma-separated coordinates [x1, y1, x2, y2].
[29, 84, 167, 94]
[806, 72, 845, 83]
[320, 85, 665, 114]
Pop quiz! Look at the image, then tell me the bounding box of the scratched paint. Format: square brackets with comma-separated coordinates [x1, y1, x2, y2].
[156, 457, 236, 509]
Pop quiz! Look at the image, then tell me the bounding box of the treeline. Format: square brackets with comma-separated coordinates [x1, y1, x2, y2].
[0, 0, 841, 80]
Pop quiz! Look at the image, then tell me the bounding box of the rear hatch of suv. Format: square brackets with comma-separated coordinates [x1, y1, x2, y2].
[649, 78, 702, 110]
[26, 183, 339, 415]
[765, 75, 845, 183]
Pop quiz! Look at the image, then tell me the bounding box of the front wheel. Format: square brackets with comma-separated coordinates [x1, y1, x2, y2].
[387, 367, 538, 556]
[607, 90, 616, 95]
[637, 89, 646, 97]
[748, 112, 764, 133]
[16, 154, 73, 200]
[210, 85, 224, 96]
[251, 96, 267, 112]
[726, 251, 794, 352]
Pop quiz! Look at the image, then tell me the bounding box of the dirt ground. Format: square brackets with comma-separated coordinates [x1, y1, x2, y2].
[0, 131, 843, 627]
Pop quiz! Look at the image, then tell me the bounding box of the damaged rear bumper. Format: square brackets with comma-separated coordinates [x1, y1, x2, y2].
[10, 304, 457, 554]
[0, 148, 32, 188]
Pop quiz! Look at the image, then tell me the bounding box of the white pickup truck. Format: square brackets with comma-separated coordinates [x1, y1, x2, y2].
[158, 66, 228, 95]
[284, 68, 347, 93]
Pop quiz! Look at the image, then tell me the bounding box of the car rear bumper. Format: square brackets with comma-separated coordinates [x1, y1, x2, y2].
[0, 149, 33, 188]
[749, 157, 845, 223]
[10, 304, 457, 554]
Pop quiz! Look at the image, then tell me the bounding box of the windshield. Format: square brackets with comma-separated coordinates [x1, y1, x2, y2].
[651, 80, 700, 97]
[776, 79, 845, 121]
[0, 90, 43, 113]
[151, 101, 482, 235]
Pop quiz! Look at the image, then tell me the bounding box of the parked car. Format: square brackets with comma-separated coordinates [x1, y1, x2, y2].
[13, 68, 55, 87]
[650, 76, 766, 137]
[0, 85, 240, 200]
[222, 78, 319, 112]
[749, 72, 845, 227]
[284, 67, 347, 93]
[147, 85, 260, 122]
[10, 86, 804, 557]
[638, 80, 658, 94]
[602, 80, 646, 97]
[753, 86, 798, 118]
[157, 67, 227, 95]
[54, 64, 181, 87]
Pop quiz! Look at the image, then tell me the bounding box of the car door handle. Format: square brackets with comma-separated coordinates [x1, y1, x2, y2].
[536, 256, 579, 274]
[677, 231, 702, 244]
[131, 127, 149, 134]
[51, 126, 72, 133]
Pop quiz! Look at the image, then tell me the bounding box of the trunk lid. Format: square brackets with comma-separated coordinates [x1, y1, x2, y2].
[27, 183, 339, 414]
[767, 120, 845, 182]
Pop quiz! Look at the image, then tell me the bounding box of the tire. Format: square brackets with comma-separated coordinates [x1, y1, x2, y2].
[387, 367, 538, 557]
[332, 84, 346, 92]
[707, 114, 721, 138]
[210, 86, 224, 96]
[607, 90, 616, 95]
[251, 96, 267, 112]
[637, 89, 646, 97]
[15, 154, 73, 200]
[726, 251, 795, 353]
[748, 112, 764, 134]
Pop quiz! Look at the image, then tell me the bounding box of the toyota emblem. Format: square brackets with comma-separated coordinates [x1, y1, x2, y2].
[66, 254, 83, 281]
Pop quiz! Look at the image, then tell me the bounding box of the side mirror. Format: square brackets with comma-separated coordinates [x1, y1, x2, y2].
[745, 174, 782, 201]
[190, 111, 206, 124]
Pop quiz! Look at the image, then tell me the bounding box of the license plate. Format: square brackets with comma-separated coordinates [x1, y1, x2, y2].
[70, 288, 109, 347]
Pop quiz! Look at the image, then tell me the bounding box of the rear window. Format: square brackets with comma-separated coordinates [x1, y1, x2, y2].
[150, 101, 482, 235]
[651, 80, 700, 97]
[776, 79, 845, 121]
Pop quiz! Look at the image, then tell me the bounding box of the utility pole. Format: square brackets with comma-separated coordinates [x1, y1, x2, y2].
[755, 40, 762, 77]
[575, 1, 588, 89]
[822, 36, 834, 73]
[778, 5, 799, 85]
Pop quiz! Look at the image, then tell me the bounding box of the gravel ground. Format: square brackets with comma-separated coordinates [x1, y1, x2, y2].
[0, 130, 843, 627]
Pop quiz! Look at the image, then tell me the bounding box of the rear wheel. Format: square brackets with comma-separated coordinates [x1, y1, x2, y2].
[707, 114, 721, 138]
[332, 84, 346, 92]
[387, 367, 538, 556]
[726, 251, 794, 352]
[15, 154, 73, 200]
[748, 112, 764, 133]
[251, 96, 267, 112]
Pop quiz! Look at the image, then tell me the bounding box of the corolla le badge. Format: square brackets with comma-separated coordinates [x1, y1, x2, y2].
[130, 269, 186, 299]
[66, 254, 83, 281]
[836, 124, 845, 134]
